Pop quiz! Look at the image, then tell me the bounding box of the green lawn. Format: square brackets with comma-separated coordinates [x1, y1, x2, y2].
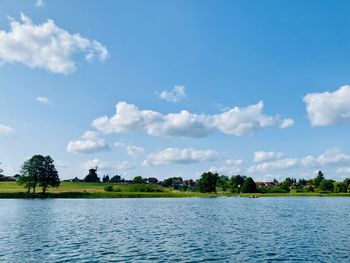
[0, 182, 349, 198]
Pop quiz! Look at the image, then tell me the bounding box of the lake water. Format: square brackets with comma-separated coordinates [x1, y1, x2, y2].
[0, 197, 349, 262]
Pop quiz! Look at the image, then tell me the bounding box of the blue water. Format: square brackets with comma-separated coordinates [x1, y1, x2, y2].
[0, 197, 349, 262]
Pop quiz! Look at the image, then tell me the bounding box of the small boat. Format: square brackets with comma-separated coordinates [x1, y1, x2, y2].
[249, 195, 259, 198]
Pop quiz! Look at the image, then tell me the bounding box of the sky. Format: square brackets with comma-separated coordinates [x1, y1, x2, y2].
[0, 0, 350, 181]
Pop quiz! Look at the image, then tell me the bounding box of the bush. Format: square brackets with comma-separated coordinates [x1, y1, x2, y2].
[104, 185, 113, 192]
[128, 184, 163, 192]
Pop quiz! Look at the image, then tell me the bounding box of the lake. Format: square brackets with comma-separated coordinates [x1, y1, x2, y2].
[0, 197, 349, 262]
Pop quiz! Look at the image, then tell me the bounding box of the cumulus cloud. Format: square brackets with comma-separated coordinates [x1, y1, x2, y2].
[337, 167, 350, 174]
[92, 101, 292, 138]
[158, 85, 186, 103]
[81, 158, 134, 172]
[303, 85, 350, 126]
[126, 145, 145, 157]
[0, 13, 108, 74]
[300, 149, 350, 167]
[36, 96, 51, 105]
[67, 131, 109, 154]
[253, 151, 284, 162]
[247, 149, 350, 175]
[209, 159, 243, 175]
[0, 124, 15, 136]
[143, 148, 219, 166]
[247, 158, 298, 174]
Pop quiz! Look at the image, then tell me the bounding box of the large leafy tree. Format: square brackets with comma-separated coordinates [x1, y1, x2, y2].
[197, 172, 219, 193]
[241, 177, 257, 193]
[18, 155, 60, 194]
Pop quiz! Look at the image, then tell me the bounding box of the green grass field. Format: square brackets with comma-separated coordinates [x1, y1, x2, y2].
[0, 182, 349, 198]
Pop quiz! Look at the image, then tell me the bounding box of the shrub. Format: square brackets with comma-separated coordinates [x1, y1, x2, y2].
[104, 185, 113, 192]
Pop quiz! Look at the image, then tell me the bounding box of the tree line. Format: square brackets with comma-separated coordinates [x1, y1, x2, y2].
[2, 155, 350, 194]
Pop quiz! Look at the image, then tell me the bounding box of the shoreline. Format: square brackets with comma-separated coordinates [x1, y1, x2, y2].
[0, 192, 350, 199]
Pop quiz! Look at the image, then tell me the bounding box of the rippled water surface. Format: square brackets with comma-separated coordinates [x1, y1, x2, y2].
[0, 197, 349, 262]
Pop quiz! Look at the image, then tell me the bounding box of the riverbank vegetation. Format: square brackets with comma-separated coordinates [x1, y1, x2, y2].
[0, 156, 349, 198]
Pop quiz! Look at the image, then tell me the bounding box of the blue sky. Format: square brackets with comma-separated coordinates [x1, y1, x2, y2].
[0, 0, 350, 181]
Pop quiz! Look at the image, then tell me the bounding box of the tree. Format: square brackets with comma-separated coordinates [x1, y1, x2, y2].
[18, 155, 60, 194]
[110, 175, 121, 183]
[217, 175, 230, 191]
[84, 167, 100, 182]
[197, 172, 219, 193]
[319, 179, 334, 192]
[333, 182, 347, 193]
[230, 175, 246, 193]
[133, 176, 145, 184]
[241, 177, 257, 193]
[0, 162, 3, 175]
[314, 171, 325, 188]
[102, 175, 110, 183]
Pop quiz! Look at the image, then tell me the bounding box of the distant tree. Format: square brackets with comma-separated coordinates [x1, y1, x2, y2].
[230, 175, 246, 193]
[241, 177, 257, 193]
[102, 175, 110, 183]
[18, 155, 60, 194]
[343, 178, 350, 189]
[273, 178, 279, 184]
[217, 175, 230, 191]
[110, 175, 121, 183]
[314, 171, 325, 188]
[84, 167, 100, 182]
[197, 172, 219, 193]
[0, 162, 3, 175]
[319, 179, 334, 192]
[333, 182, 347, 193]
[133, 176, 145, 184]
[297, 178, 307, 187]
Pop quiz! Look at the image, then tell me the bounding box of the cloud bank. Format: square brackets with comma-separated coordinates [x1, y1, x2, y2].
[92, 101, 293, 138]
[143, 148, 219, 166]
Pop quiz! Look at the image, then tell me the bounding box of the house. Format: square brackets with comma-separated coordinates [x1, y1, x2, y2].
[255, 182, 279, 188]
[172, 178, 183, 187]
[147, 177, 158, 184]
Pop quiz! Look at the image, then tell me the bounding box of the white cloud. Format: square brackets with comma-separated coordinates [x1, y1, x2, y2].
[92, 101, 292, 138]
[209, 166, 241, 175]
[36, 96, 51, 105]
[81, 158, 134, 172]
[67, 131, 109, 154]
[126, 145, 145, 157]
[36, 0, 45, 8]
[225, 159, 243, 165]
[337, 167, 350, 174]
[0, 124, 15, 136]
[279, 118, 294, 129]
[253, 151, 284, 162]
[158, 85, 186, 103]
[209, 159, 243, 175]
[0, 13, 108, 74]
[303, 85, 350, 126]
[143, 148, 219, 166]
[300, 149, 350, 167]
[247, 149, 350, 175]
[247, 158, 298, 174]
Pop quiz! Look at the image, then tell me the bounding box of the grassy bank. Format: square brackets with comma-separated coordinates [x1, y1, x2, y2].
[0, 182, 349, 198]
